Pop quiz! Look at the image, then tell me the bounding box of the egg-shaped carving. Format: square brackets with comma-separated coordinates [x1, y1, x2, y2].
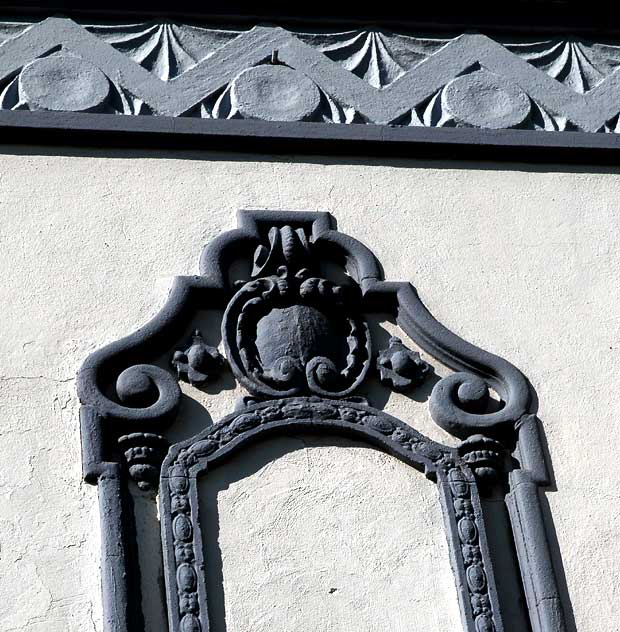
[19, 55, 110, 112]
[231, 65, 321, 122]
[466, 564, 488, 593]
[173, 514, 193, 542]
[179, 613, 201, 632]
[458, 518, 478, 544]
[176, 563, 198, 593]
[442, 69, 531, 129]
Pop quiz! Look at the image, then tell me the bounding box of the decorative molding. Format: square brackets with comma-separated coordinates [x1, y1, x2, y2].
[160, 399, 502, 632]
[0, 16, 619, 152]
[79, 210, 567, 632]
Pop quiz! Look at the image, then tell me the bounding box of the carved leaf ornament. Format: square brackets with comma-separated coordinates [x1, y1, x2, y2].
[78, 210, 563, 632]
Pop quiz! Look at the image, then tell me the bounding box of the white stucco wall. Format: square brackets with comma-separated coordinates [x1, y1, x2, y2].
[0, 147, 618, 631]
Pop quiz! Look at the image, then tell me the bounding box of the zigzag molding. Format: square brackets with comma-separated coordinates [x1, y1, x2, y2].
[1, 17, 620, 132]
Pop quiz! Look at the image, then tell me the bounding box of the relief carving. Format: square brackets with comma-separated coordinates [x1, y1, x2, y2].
[223, 225, 371, 398]
[1, 17, 620, 133]
[78, 210, 564, 632]
[376, 336, 431, 392]
[172, 329, 226, 385]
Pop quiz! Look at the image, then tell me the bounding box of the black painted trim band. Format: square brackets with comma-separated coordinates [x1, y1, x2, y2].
[2, 3, 617, 35]
[2, 110, 620, 163]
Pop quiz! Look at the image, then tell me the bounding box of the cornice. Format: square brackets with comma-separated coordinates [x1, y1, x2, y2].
[0, 12, 620, 159]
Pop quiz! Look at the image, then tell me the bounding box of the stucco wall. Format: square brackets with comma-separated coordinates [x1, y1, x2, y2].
[0, 147, 618, 631]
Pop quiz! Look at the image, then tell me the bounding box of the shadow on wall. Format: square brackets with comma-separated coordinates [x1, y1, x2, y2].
[4, 143, 620, 175]
[530, 393, 578, 632]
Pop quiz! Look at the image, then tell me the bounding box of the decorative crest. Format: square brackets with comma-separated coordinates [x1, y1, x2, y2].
[223, 223, 371, 398]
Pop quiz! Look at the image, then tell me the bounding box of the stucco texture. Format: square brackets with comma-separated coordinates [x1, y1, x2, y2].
[0, 147, 618, 631]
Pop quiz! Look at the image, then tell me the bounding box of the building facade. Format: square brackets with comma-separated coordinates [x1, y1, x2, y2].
[0, 5, 618, 632]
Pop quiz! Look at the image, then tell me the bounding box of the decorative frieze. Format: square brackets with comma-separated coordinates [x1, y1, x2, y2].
[2, 18, 620, 134]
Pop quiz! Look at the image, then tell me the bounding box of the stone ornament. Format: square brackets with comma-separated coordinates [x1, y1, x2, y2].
[78, 210, 566, 632]
[118, 431, 169, 491]
[376, 336, 431, 392]
[442, 69, 532, 130]
[2, 17, 620, 133]
[223, 226, 371, 398]
[171, 329, 226, 385]
[19, 54, 110, 112]
[457, 434, 505, 488]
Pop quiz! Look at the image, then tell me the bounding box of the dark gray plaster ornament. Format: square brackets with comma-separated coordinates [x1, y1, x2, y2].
[376, 336, 431, 392]
[221, 223, 371, 398]
[171, 329, 226, 385]
[78, 210, 567, 632]
[457, 433, 505, 488]
[118, 432, 169, 491]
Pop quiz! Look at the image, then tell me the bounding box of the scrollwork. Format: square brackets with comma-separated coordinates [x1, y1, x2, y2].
[429, 371, 523, 439]
[111, 364, 181, 423]
[222, 225, 371, 399]
[80, 210, 546, 632]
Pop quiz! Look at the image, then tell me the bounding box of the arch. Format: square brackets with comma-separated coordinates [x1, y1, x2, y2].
[160, 398, 504, 632]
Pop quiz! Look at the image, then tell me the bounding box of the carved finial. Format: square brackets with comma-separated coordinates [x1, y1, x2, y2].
[376, 336, 431, 392]
[172, 330, 226, 385]
[118, 432, 169, 491]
